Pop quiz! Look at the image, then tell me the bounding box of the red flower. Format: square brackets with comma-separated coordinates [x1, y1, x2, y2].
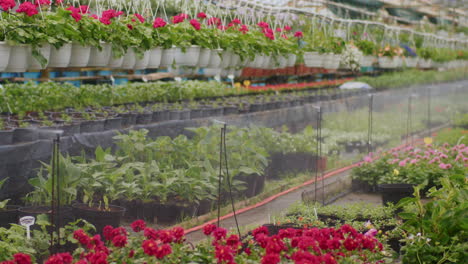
[239, 24, 249, 34]
[55, 0, 63, 4]
[100, 9, 123, 25]
[172, 14, 185, 24]
[35, 0, 50, 6]
[226, 234, 241, 249]
[13, 253, 32, 264]
[155, 244, 172, 259]
[252, 226, 269, 238]
[45, 253, 72, 264]
[16, 2, 38, 16]
[190, 19, 201, 30]
[326, 238, 341, 250]
[261, 253, 280, 264]
[158, 230, 174, 244]
[275, 28, 282, 32]
[131, 219, 146, 232]
[197, 12, 207, 19]
[102, 225, 114, 240]
[90, 14, 98, 19]
[231, 18, 241, 25]
[203, 224, 217, 235]
[110, 227, 127, 239]
[212, 227, 227, 240]
[144, 227, 158, 239]
[257, 21, 269, 28]
[284, 25, 292, 31]
[215, 245, 234, 263]
[0, 0, 16, 11]
[294, 31, 303, 38]
[128, 250, 135, 258]
[134, 13, 145, 23]
[171, 226, 185, 243]
[79, 5, 89, 13]
[207, 17, 221, 26]
[153, 17, 167, 28]
[85, 251, 108, 264]
[281, 34, 288, 39]
[265, 235, 286, 254]
[112, 235, 128, 248]
[343, 237, 359, 251]
[73, 229, 91, 247]
[0, 261, 15, 264]
[142, 239, 159, 256]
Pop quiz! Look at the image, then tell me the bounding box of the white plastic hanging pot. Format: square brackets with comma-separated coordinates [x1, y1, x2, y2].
[246, 55, 263, 68]
[360, 55, 374, 67]
[286, 54, 297, 67]
[27, 44, 51, 70]
[160, 48, 175, 68]
[134, 50, 151, 70]
[304, 52, 324, 68]
[0, 42, 11, 71]
[220, 51, 232, 68]
[261, 55, 271, 69]
[404, 57, 418, 68]
[394, 57, 403, 68]
[206, 49, 222, 68]
[276, 56, 288, 69]
[88, 43, 112, 67]
[230, 54, 241, 67]
[147, 47, 162, 69]
[48, 44, 72, 68]
[197, 48, 211, 68]
[108, 50, 124, 68]
[174, 46, 201, 67]
[69, 44, 91, 67]
[5, 45, 29, 72]
[323, 53, 340, 70]
[121, 49, 137, 69]
[234, 69, 242, 77]
[378, 57, 396, 68]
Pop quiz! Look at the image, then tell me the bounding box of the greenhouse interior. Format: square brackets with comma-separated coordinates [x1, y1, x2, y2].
[0, 0, 467, 263]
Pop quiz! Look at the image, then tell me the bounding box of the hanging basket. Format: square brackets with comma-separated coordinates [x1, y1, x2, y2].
[108, 51, 124, 68]
[174, 46, 201, 67]
[134, 50, 151, 70]
[378, 57, 397, 68]
[304, 52, 325, 68]
[360, 55, 375, 67]
[160, 48, 175, 68]
[147, 47, 163, 69]
[286, 54, 297, 67]
[206, 49, 222, 68]
[197, 48, 211, 68]
[418, 59, 433, 69]
[88, 43, 112, 67]
[230, 54, 241, 67]
[0, 42, 11, 71]
[49, 44, 72, 68]
[404, 57, 418, 68]
[28, 44, 51, 70]
[220, 51, 232, 68]
[69, 44, 91, 68]
[323, 53, 340, 70]
[261, 56, 271, 69]
[5, 45, 29, 72]
[121, 49, 137, 69]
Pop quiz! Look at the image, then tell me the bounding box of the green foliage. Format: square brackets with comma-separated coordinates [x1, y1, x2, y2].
[435, 128, 468, 146]
[398, 175, 468, 263]
[355, 40, 376, 56]
[0, 178, 9, 210]
[452, 113, 468, 129]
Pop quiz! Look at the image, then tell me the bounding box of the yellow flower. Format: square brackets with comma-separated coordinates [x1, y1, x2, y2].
[243, 80, 251, 87]
[393, 169, 400, 176]
[424, 137, 433, 145]
[234, 82, 241, 88]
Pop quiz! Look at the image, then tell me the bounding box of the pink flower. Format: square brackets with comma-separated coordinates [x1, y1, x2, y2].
[398, 160, 407, 167]
[275, 28, 282, 32]
[134, 13, 145, 23]
[197, 12, 207, 19]
[294, 31, 303, 38]
[100, 9, 123, 25]
[0, 0, 16, 11]
[281, 34, 288, 39]
[363, 156, 372, 163]
[79, 5, 89, 13]
[190, 19, 201, 30]
[172, 14, 187, 24]
[284, 25, 292, 31]
[257, 21, 269, 28]
[239, 24, 249, 34]
[207, 17, 221, 26]
[16, 2, 38, 16]
[55, 0, 62, 4]
[439, 153, 448, 159]
[153, 17, 167, 28]
[439, 163, 452, 169]
[365, 228, 378, 237]
[410, 159, 418, 164]
[89, 14, 98, 19]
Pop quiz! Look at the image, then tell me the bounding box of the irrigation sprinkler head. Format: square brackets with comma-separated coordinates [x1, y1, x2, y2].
[40, 129, 64, 137]
[212, 119, 227, 125]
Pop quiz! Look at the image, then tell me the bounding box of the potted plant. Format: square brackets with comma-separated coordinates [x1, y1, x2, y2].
[0, 178, 19, 228]
[377, 45, 400, 69]
[355, 39, 376, 67]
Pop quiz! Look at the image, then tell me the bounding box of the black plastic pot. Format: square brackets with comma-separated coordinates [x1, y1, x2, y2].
[13, 128, 38, 143]
[72, 203, 125, 234]
[179, 110, 191, 120]
[120, 113, 137, 128]
[136, 113, 153, 124]
[378, 184, 415, 206]
[235, 174, 258, 198]
[0, 205, 19, 228]
[189, 109, 204, 119]
[57, 123, 80, 136]
[0, 130, 13, 145]
[223, 106, 239, 116]
[152, 110, 169, 123]
[249, 103, 264, 112]
[104, 118, 122, 130]
[211, 107, 224, 117]
[351, 179, 376, 193]
[18, 206, 74, 230]
[196, 199, 213, 216]
[156, 202, 196, 223]
[169, 111, 182, 120]
[80, 120, 105, 133]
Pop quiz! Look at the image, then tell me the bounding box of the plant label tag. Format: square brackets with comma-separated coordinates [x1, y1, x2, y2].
[19, 216, 35, 240]
[214, 75, 221, 82]
[142, 77, 148, 83]
[227, 74, 234, 80]
[109, 75, 115, 86]
[174, 77, 182, 82]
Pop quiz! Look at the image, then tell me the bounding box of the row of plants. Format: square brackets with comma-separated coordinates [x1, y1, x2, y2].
[280, 173, 467, 263]
[0, 2, 467, 72]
